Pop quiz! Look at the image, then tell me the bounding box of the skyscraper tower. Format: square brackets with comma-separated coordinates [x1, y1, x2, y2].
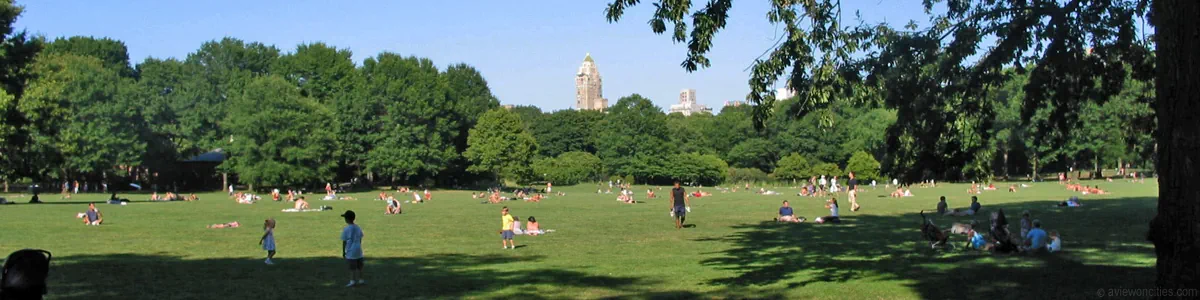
[575, 53, 607, 111]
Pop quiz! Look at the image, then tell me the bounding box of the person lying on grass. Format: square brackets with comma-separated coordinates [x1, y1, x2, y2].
[1056, 196, 1083, 207]
[207, 221, 240, 228]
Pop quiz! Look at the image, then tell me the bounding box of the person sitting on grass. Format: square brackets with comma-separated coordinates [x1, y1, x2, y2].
[936, 196, 949, 215]
[1020, 210, 1033, 237]
[1022, 219, 1048, 253]
[525, 216, 545, 235]
[83, 203, 103, 225]
[1047, 231, 1062, 252]
[944, 196, 981, 216]
[815, 198, 840, 224]
[151, 192, 160, 201]
[294, 197, 310, 210]
[511, 215, 524, 235]
[1009, 184, 1017, 192]
[968, 228, 991, 250]
[776, 200, 804, 223]
[984, 183, 997, 190]
[647, 189, 656, 198]
[208, 221, 240, 228]
[385, 197, 402, 215]
[903, 188, 914, 197]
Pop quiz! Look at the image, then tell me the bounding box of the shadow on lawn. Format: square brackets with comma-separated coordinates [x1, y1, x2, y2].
[43, 253, 649, 300]
[697, 196, 1158, 299]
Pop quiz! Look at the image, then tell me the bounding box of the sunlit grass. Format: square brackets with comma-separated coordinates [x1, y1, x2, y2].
[0, 179, 1157, 299]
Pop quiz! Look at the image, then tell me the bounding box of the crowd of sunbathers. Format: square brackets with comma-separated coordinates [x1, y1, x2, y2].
[149, 191, 197, 201]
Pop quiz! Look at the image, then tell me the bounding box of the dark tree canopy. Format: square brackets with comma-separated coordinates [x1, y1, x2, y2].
[606, 0, 1200, 290]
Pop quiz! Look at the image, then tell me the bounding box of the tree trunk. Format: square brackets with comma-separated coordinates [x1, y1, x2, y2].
[1149, 0, 1200, 289]
[1003, 151, 1009, 180]
[1032, 156, 1039, 181]
[1093, 156, 1101, 180]
[222, 173, 228, 192]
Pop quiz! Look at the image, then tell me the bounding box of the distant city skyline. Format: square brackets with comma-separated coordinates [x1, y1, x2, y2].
[15, 0, 932, 113]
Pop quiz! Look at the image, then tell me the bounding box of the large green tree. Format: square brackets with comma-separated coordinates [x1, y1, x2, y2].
[465, 108, 538, 183]
[19, 53, 144, 179]
[726, 137, 776, 172]
[361, 53, 459, 183]
[183, 37, 281, 151]
[272, 42, 369, 181]
[532, 151, 603, 185]
[595, 94, 675, 183]
[534, 109, 603, 157]
[442, 64, 501, 184]
[0, 0, 42, 181]
[666, 112, 714, 155]
[44, 36, 134, 77]
[607, 0, 1197, 288]
[773, 153, 809, 181]
[220, 75, 335, 187]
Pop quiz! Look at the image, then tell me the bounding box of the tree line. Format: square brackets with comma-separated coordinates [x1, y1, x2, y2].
[0, 0, 1156, 192]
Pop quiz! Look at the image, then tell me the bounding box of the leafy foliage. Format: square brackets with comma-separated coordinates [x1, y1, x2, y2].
[44, 36, 134, 77]
[772, 153, 810, 181]
[220, 75, 335, 187]
[594, 94, 675, 183]
[532, 151, 603, 185]
[20, 53, 144, 177]
[465, 108, 538, 182]
[808, 162, 843, 178]
[845, 151, 881, 181]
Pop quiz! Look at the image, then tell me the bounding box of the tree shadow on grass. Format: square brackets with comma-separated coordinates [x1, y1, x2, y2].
[696, 197, 1157, 299]
[42, 253, 647, 300]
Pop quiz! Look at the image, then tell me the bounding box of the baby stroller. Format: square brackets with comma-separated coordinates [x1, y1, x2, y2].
[990, 209, 1019, 253]
[1, 249, 53, 300]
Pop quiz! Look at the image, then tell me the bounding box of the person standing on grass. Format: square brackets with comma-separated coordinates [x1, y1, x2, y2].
[818, 175, 828, 196]
[501, 207, 517, 249]
[260, 218, 276, 265]
[847, 172, 860, 211]
[670, 181, 692, 229]
[340, 210, 365, 287]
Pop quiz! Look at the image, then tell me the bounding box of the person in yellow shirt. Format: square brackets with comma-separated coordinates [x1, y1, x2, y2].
[501, 206, 517, 249]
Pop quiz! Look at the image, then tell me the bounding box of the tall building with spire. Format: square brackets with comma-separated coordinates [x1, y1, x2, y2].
[575, 53, 608, 111]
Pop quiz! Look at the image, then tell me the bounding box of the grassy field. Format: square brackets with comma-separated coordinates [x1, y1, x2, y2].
[0, 180, 1158, 299]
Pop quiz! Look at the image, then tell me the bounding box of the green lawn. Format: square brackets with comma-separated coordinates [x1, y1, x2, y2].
[0, 180, 1157, 299]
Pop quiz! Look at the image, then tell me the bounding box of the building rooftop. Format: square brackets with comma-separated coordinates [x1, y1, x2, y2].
[584, 53, 594, 63]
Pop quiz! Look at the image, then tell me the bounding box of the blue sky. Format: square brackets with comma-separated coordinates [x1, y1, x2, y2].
[15, 0, 929, 112]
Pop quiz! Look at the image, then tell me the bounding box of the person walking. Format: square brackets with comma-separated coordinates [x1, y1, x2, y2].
[847, 172, 861, 211]
[670, 181, 692, 229]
